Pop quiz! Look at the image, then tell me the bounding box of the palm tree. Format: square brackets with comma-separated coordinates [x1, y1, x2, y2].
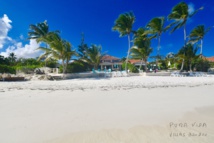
[168, 2, 203, 70]
[178, 44, 199, 71]
[28, 21, 57, 68]
[130, 28, 153, 72]
[112, 12, 135, 72]
[28, 20, 49, 42]
[38, 32, 76, 75]
[83, 44, 105, 70]
[8, 52, 17, 65]
[78, 33, 89, 59]
[146, 17, 168, 56]
[189, 25, 211, 56]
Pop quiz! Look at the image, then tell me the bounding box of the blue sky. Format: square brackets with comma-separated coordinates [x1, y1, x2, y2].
[0, 0, 214, 59]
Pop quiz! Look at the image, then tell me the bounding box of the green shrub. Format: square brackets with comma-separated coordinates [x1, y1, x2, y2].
[0, 65, 16, 74]
[15, 65, 42, 74]
[194, 58, 211, 72]
[59, 61, 91, 73]
[122, 62, 139, 73]
[159, 60, 167, 70]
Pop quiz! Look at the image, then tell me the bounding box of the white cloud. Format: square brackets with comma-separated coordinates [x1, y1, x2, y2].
[188, 3, 195, 15]
[19, 34, 24, 40]
[0, 39, 42, 59]
[0, 14, 12, 49]
[0, 14, 43, 59]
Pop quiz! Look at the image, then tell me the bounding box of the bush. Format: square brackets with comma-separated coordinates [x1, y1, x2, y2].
[0, 65, 16, 74]
[15, 65, 42, 74]
[122, 62, 139, 73]
[59, 61, 91, 73]
[159, 60, 168, 70]
[194, 58, 211, 72]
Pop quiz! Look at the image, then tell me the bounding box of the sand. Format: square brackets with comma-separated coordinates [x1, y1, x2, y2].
[0, 76, 214, 143]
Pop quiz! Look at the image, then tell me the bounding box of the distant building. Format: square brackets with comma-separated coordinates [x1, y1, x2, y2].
[205, 56, 214, 62]
[100, 55, 122, 70]
[129, 59, 145, 66]
[99, 55, 148, 71]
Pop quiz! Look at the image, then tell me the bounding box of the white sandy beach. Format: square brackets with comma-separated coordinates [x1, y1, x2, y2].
[0, 76, 214, 143]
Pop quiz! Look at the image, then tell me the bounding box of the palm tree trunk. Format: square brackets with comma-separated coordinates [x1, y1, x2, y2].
[139, 58, 143, 71]
[144, 59, 147, 72]
[45, 44, 47, 68]
[180, 59, 184, 71]
[158, 35, 161, 56]
[189, 63, 192, 71]
[184, 24, 187, 45]
[125, 34, 131, 72]
[156, 35, 161, 69]
[200, 39, 203, 56]
[181, 24, 187, 71]
[62, 60, 66, 79]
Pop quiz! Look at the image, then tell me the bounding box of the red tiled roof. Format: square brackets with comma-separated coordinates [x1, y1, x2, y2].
[205, 57, 214, 62]
[129, 59, 142, 64]
[101, 55, 120, 60]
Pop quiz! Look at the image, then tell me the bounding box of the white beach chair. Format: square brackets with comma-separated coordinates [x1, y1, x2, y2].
[121, 71, 128, 77]
[104, 72, 111, 78]
[116, 71, 122, 77]
[170, 71, 179, 77]
[111, 71, 117, 77]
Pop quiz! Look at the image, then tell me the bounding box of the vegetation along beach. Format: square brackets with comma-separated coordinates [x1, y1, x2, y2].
[0, 0, 214, 143]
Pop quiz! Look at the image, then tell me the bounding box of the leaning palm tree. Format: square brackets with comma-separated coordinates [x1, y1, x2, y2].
[28, 20, 49, 42]
[189, 25, 211, 56]
[38, 32, 76, 75]
[83, 44, 105, 70]
[168, 2, 203, 44]
[168, 2, 203, 70]
[112, 12, 135, 72]
[146, 17, 168, 56]
[28, 21, 49, 69]
[131, 28, 153, 72]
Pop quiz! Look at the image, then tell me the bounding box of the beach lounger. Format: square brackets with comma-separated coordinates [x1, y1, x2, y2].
[121, 71, 128, 77]
[170, 72, 179, 77]
[111, 71, 117, 77]
[116, 71, 122, 77]
[104, 72, 111, 78]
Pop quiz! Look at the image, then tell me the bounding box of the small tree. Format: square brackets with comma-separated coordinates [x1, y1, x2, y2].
[82, 44, 105, 70]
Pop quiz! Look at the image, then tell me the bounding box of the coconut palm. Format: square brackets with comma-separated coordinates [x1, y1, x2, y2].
[82, 44, 105, 70]
[131, 28, 153, 71]
[28, 20, 49, 42]
[112, 12, 135, 72]
[28, 21, 50, 69]
[168, 2, 203, 44]
[8, 52, 17, 65]
[178, 44, 199, 71]
[189, 25, 211, 55]
[168, 2, 203, 70]
[38, 32, 76, 75]
[146, 17, 168, 56]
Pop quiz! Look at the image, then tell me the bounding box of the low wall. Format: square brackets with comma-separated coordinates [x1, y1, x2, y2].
[67, 73, 104, 79]
[146, 72, 171, 76]
[62, 72, 105, 79]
